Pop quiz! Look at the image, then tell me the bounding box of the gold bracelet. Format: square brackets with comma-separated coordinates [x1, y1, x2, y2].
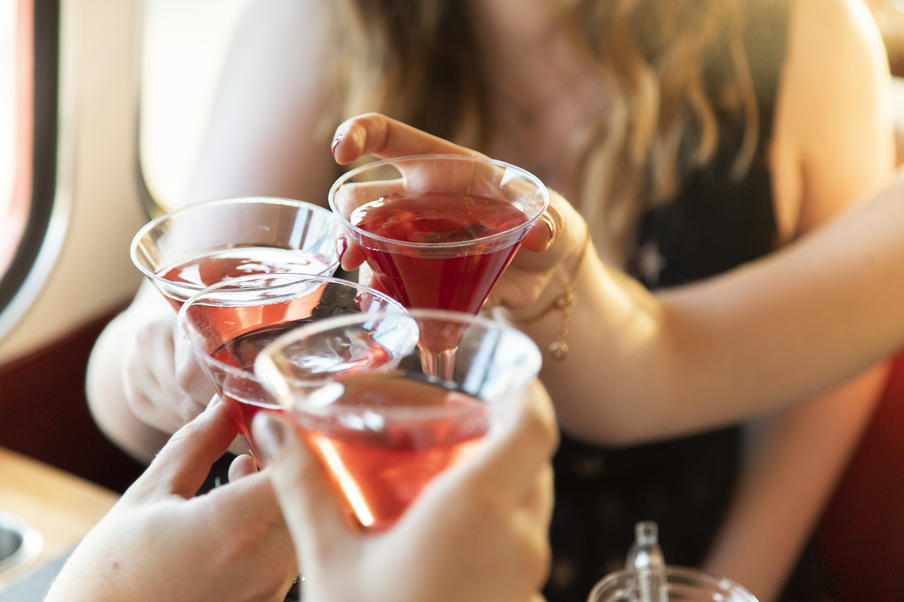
[516, 226, 591, 361]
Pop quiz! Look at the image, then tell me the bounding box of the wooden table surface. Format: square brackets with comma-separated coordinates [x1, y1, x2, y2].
[0, 447, 119, 593]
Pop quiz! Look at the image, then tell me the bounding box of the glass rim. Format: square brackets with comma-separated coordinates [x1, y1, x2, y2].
[255, 307, 542, 418]
[587, 565, 758, 601]
[129, 196, 339, 289]
[328, 154, 550, 251]
[176, 273, 405, 389]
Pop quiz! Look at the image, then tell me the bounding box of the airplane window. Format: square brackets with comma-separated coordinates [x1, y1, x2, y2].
[0, 1, 64, 340]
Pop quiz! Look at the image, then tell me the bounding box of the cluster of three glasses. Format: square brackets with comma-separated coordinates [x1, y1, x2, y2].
[130, 155, 549, 531]
[130, 155, 763, 602]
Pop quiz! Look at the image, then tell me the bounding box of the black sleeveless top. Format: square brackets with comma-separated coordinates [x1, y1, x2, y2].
[544, 3, 790, 600]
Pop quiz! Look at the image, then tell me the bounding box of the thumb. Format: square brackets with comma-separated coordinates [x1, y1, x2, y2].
[252, 412, 354, 563]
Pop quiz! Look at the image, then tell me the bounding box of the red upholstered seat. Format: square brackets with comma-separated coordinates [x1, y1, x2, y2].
[816, 348, 904, 602]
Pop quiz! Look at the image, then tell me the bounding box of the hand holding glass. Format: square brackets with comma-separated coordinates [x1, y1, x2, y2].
[329, 154, 548, 314]
[330, 155, 547, 377]
[254, 309, 542, 532]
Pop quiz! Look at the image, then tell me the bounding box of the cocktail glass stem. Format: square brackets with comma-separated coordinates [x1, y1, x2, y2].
[418, 346, 456, 381]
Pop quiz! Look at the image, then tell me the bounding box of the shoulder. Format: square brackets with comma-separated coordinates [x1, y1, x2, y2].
[207, 0, 339, 123]
[779, 0, 890, 140]
[184, 0, 342, 203]
[224, 0, 336, 80]
[771, 0, 894, 236]
[787, 0, 888, 76]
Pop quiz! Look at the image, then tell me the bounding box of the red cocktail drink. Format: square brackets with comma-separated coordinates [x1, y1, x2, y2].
[330, 155, 548, 376]
[349, 191, 529, 314]
[296, 373, 488, 532]
[208, 317, 320, 451]
[131, 196, 339, 307]
[156, 246, 334, 310]
[177, 274, 404, 464]
[255, 309, 542, 531]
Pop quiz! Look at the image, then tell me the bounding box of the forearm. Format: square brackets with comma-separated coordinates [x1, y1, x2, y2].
[525, 177, 904, 444]
[86, 283, 176, 462]
[702, 361, 888, 601]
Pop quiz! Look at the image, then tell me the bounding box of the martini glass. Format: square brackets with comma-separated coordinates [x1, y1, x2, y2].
[328, 154, 548, 377]
[587, 568, 758, 602]
[588, 522, 758, 602]
[254, 309, 542, 533]
[176, 273, 405, 464]
[131, 196, 339, 309]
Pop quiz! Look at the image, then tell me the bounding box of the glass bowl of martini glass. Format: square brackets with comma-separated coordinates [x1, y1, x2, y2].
[329, 155, 548, 377]
[131, 196, 339, 309]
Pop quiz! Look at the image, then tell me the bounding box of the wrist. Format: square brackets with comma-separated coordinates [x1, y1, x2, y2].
[510, 225, 591, 360]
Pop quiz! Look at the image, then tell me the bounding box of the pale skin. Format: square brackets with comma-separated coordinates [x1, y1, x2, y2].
[88, 0, 894, 599]
[332, 3, 895, 600]
[46, 398, 299, 602]
[48, 383, 557, 602]
[254, 380, 557, 602]
[86, 0, 338, 462]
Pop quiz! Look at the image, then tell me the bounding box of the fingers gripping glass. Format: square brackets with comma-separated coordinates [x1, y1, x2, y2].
[254, 309, 542, 533]
[329, 154, 548, 314]
[329, 155, 548, 378]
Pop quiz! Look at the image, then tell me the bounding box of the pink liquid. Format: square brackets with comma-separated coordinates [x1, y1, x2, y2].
[210, 318, 314, 456]
[208, 314, 393, 461]
[295, 372, 489, 532]
[156, 246, 334, 308]
[349, 191, 529, 314]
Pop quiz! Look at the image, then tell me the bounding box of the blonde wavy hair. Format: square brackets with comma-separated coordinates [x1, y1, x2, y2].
[330, 0, 764, 261]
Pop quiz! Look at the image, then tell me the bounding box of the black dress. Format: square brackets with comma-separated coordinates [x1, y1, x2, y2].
[544, 3, 792, 600]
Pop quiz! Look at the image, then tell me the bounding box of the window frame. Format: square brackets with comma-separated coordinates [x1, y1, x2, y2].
[0, 0, 67, 341]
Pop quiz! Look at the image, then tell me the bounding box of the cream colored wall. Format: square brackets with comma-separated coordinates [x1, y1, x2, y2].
[0, 0, 146, 363]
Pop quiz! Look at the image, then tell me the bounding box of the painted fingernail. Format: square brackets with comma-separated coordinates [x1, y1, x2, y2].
[336, 237, 348, 262]
[541, 214, 556, 241]
[252, 413, 287, 462]
[535, 215, 556, 251]
[331, 135, 343, 155]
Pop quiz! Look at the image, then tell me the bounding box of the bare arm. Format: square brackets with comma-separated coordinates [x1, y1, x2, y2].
[526, 177, 901, 446]
[329, 110, 904, 444]
[86, 0, 339, 460]
[703, 362, 889, 601]
[184, 0, 339, 204]
[538, 0, 896, 444]
[700, 1, 895, 597]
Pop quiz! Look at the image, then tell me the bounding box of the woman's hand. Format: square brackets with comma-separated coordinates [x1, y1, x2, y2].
[47, 399, 298, 602]
[255, 379, 558, 602]
[119, 283, 216, 435]
[331, 113, 589, 317]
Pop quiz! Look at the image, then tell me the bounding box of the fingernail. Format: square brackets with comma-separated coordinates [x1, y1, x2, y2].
[537, 215, 556, 251]
[252, 412, 287, 462]
[331, 135, 343, 155]
[541, 214, 556, 241]
[336, 237, 348, 262]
